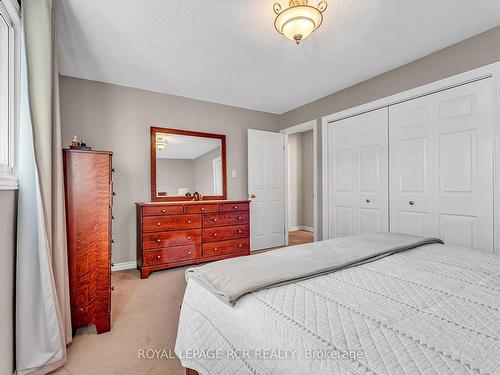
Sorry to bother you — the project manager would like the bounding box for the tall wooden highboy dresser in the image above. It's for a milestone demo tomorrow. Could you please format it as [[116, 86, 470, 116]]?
[[63, 149, 113, 334]]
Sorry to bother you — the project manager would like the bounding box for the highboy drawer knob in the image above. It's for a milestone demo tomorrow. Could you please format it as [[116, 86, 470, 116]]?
[[213, 218, 218, 222], [214, 248, 218, 251], [201, 208, 205, 211], [238, 216, 242, 220], [237, 230, 242, 234], [187, 220, 192, 224], [213, 233, 218, 237], [156, 255, 161, 259], [188, 251, 191, 255], [157, 222, 161, 226], [233, 206, 238, 209], [187, 236, 192, 240], [162, 209, 166, 213], [157, 239, 161, 243], [238, 244, 243, 248]]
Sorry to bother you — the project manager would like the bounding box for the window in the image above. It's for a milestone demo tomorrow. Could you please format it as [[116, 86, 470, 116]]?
[[0, 0, 19, 189]]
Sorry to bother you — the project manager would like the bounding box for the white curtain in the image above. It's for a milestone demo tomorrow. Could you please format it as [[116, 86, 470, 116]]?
[[16, 0, 71, 374]]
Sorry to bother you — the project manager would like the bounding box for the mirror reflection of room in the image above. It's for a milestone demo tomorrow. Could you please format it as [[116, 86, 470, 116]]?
[[155, 133, 222, 197]]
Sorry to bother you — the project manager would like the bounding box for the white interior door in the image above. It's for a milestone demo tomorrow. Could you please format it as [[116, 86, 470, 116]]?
[[248, 129, 285, 251], [327, 108, 389, 239], [390, 79, 494, 251], [212, 157, 222, 195]]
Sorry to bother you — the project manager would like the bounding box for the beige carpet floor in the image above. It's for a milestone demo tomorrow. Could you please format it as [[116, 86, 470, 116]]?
[[54, 237, 314, 375], [54, 267, 188, 375]]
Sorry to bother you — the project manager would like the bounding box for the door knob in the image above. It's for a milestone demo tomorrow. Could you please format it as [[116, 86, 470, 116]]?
[[409, 201, 414, 206], [365, 198, 371, 203]]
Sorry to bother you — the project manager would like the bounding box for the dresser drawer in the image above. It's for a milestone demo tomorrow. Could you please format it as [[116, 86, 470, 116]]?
[[143, 245, 200, 266], [185, 204, 218, 214], [202, 238, 249, 257], [219, 202, 249, 212], [203, 224, 249, 242], [142, 229, 202, 249], [203, 211, 249, 228], [143, 205, 184, 216], [143, 214, 201, 232]]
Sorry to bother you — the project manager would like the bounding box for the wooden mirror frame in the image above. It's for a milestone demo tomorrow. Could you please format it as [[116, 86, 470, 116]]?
[[150, 126, 227, 202]]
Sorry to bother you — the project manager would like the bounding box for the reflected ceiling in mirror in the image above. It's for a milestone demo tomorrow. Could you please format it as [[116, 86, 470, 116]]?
[[151, 127, 226, 201]]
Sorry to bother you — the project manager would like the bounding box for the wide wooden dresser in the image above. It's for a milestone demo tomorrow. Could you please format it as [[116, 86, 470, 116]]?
[[63, 149, 113, 334], [135, 200, 250, 278]]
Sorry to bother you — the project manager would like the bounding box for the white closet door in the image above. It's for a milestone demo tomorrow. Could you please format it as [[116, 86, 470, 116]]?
[[327, 108, 389, 238], [390, 79, 494, 251], [389, 94, 435, 237]]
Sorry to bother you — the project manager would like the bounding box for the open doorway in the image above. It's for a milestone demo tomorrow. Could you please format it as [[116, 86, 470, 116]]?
[[282, 120, 317, 246]]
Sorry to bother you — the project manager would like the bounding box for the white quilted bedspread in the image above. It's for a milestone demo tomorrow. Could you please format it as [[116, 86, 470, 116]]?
[[175, 244, 500, 375]]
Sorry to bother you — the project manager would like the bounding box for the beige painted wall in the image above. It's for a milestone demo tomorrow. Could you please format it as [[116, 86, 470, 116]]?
[[279, 26, 500, 238], [301, 130, 313, 228], [59, 76, 280, 263], [287, 133, 302, 230], [193, 147, 221, 196], [0, 190, 16, 375], [156, 158, 194, 196], [287, 130, 313, 230]]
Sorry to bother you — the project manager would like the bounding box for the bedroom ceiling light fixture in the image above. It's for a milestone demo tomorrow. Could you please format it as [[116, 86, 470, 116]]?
[[273, 0, 327, 45], [156, 136, 168, 151]]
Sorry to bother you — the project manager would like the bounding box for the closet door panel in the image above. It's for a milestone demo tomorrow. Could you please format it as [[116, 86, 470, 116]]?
[[390, 79, 493, 251], [327, 108, 389, 238], [434, 79, 493, 250], [389, 97, 435, 237]]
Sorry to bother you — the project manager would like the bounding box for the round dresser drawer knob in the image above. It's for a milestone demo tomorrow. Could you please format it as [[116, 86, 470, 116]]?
[[161, 209, 166, 213], [156, 255, 161, 259], [187, 236, 192, 240], [213, 233, 218, 237], [233, 206, 238, 209], [157, 222, 161, 226], [187, 220, 192, 224], [188, 251, 192, 255], [237, 230, 242, 234], [201, 208, 205, 211], [214, 248, 218, 251], [238, 216, 242, 220], [214, 218, 218, 222], [238, 244, 243, 248], [157, 239, 161, 243]]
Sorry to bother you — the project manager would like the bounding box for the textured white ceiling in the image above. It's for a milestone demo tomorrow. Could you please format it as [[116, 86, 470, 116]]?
[[156, 134, 220, 160], [57, 0, 500, 114]]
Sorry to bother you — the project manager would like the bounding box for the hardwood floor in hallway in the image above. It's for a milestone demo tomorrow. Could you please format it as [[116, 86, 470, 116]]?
[[288, 230, 314, 246]]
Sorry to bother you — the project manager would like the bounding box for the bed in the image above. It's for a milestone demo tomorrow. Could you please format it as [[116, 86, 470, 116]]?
[[175, 233, 500, 375]]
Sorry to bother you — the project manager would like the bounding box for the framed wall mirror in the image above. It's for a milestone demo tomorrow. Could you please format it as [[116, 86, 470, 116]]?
[[150, 127, 227, 201]]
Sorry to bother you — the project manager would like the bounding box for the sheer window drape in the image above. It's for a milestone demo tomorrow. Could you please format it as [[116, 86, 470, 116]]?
[[16, 0, 71, 373]]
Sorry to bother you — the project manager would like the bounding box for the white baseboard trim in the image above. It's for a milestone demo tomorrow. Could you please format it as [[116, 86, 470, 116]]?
[[112, 261, 137, 272], [288, 226, 314, 232]]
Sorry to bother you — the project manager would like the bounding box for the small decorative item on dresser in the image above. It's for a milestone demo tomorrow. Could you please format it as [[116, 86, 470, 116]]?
[[69, 136, 91, 151]]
